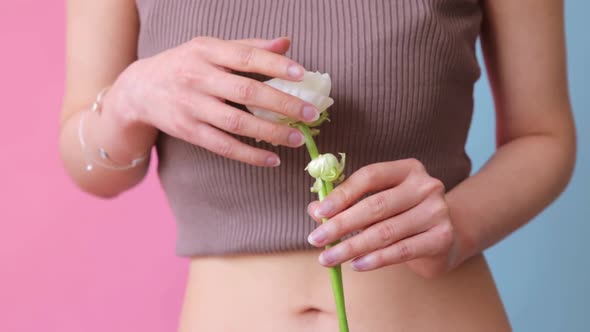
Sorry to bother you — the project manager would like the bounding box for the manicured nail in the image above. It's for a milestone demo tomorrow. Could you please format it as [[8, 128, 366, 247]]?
[[302, 105, 320, 122], [266, 156, 281, 166], [308, 227, 328, 246], [351, 256, 373, 271], [288, 131, 305, 146], [287, 64, 304, 79], [314, 200, 333, 218]]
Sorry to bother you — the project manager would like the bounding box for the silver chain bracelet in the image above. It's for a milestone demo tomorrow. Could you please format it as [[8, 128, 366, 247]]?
[[78, 87, 150, 171]]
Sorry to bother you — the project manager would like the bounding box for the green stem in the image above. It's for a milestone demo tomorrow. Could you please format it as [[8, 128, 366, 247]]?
[[295, 123, 320, 159], [295, 123, 350, 332], [319, 181, 350, 332]]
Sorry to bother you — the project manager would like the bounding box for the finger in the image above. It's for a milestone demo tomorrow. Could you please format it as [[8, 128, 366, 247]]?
[[194, 97, 306, 147], [314, 159, 437, 219], [313, 199, 433, 266], [307, 180, 426, 247], [184, 122, 281, 167], [307, 201, 322, 224], [195, 36, 305, 81], [232, 37, 291, 55], [350, 224, 453, 271], [309, 202, 371, 230], [203, 71, 320, 123]]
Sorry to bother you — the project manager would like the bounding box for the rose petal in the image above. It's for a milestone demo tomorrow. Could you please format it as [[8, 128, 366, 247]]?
[[245, 71, 333, 124]]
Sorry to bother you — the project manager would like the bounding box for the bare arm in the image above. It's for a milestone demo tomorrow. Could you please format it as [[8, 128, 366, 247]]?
[[446, 0, 576, 264], [60, 0, 154, 198], [304, 0, 576, 277], [60, 1, 322, 199]]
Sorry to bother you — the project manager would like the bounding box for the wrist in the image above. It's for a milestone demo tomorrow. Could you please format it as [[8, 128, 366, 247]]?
[[104, 70, 156, 133], [86, 85, 157, 164], [445, 192, 481, 269]]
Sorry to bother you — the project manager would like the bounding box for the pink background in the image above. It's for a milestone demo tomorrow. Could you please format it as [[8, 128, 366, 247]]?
[[0, 2, 186, 331]]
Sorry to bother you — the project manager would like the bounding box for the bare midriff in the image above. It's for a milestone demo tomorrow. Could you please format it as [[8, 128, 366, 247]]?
[[178, 250, 511, 332]]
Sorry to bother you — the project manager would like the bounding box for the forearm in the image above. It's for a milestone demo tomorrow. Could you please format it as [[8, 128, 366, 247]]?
[[446, 130, 576, 266], [59, 94, 158, 198], [444, 0, 579, 267]]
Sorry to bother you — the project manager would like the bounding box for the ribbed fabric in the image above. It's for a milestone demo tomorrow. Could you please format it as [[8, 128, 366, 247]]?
[[135, 0, 482, 257]]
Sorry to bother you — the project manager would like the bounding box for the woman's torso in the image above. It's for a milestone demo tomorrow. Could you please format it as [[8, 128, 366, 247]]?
[[135, 0, 510, 330], [180, 251, 510, 332], [137, 0, 481, 257]]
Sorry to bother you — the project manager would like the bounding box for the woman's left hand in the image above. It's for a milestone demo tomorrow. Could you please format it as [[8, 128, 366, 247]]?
[[306, 158, 462, 278]]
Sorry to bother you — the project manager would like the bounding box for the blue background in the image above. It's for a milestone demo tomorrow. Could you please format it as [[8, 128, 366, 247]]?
[[467, 2, 589, 331]]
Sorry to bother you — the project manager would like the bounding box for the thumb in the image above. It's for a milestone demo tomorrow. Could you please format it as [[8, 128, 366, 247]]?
[[232, 37, 291, 55]]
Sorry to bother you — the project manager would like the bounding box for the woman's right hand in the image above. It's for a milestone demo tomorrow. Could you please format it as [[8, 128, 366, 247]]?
[[105, 36, 318, 167]]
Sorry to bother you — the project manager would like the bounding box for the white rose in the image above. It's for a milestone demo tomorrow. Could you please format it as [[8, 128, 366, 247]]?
[[246, 71, 334, 124], [305, 153, 346, 182]]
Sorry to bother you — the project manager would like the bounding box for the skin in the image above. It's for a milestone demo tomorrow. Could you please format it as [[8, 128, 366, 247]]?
[[61, 1, 317, 198], [60, 0, 575, 330], [305, 0, 576, 278]]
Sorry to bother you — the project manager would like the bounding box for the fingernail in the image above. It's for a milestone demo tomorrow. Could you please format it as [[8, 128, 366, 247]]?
[[302, 105, 320, 122], [287, 64, 304, 79], [351, 256, 373, 271], [308, 227, 328, 246], [288, 131, 305, 147], [314, 200, 333, 218], [273, 36, 291, 43], [319, 246, 344, 266], [266, 156, 281, 166]]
